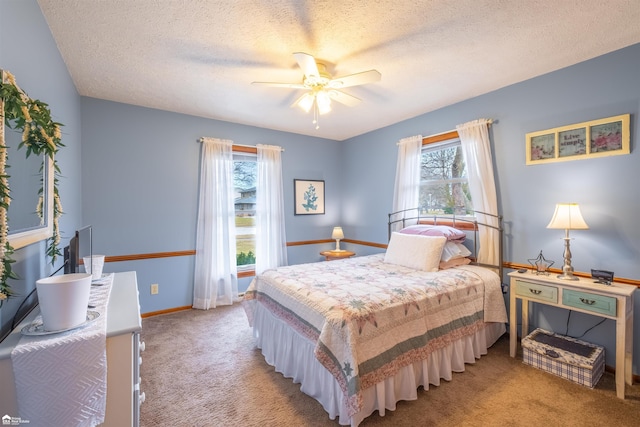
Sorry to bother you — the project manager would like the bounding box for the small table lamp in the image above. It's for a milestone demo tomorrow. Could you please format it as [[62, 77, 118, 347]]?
[[546, 203, 589, 280], [332, 226, 345, 252]]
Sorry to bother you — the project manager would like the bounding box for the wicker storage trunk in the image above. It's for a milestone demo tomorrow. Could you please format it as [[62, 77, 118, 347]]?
[[521, 328, 604, 388]]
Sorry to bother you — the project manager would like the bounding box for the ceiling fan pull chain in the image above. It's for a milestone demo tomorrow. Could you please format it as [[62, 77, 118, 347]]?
[[313, 99, 319, 129]]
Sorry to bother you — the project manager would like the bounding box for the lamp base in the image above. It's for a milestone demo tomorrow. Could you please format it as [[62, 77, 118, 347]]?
[[557, 272, 579, 281], [331, 249, 346, 253], [557, 235, 579, 280]]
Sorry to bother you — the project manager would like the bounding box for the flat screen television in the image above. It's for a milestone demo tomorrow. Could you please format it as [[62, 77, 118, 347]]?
[[64, 225, 92, 275]]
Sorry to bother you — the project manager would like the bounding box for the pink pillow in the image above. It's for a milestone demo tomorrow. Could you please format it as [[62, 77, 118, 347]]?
[[439, 257, 471, 270], [399, 225, 466, 242]]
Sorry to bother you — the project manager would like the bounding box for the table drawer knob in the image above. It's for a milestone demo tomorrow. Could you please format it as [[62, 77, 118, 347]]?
[[529, 289, 542, 295], [579, 298, 596, 305]]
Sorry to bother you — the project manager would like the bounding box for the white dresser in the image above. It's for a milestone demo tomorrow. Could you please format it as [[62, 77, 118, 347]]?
[[0, 271, 143, 426]]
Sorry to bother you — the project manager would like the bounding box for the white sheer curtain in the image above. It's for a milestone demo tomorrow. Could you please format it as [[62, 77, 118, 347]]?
[[255, 144, 288, 275], [391, 135, 422, 231], [456, 119, 499, 267], [193, 137, 238, 309]]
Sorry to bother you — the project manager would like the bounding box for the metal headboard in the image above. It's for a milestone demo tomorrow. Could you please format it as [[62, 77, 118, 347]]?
[[388, 207, 503, 279]]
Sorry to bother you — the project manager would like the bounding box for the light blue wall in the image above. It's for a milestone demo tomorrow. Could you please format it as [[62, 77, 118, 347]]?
[[79, 98, 341, 313], [341, 44, 640, 372], [343, 47, 640, 277], [0, 0, 82, 338]]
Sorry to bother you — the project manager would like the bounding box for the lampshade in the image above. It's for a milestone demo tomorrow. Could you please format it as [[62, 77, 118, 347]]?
[[297, 93, 315, 113], [331, 226, 344, 240], [546, 203, 589, 230], [316, 90, 332, 115]]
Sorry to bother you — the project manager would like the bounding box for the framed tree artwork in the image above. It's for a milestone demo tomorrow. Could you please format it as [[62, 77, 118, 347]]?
[[526, 114, 630, 165], [294, 179, 325, 215]]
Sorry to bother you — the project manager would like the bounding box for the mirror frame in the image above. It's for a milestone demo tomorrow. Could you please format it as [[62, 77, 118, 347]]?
[[1, 68, 64, 300], [7, 155, 54, 249]]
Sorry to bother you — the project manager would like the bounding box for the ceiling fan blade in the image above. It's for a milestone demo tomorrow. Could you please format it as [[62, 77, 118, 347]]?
[[329, 69, 381, 88], [251, 81, 306, 89], [329, 90, 361, 107], [293, 52, 320, 78]]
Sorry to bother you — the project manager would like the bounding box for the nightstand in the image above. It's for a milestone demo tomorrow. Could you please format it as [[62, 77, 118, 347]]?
[[320, 250, 355, 261], [508, 270, 635, 399]]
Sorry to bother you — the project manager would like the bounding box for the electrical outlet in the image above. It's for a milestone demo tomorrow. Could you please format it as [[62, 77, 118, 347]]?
[[150, 283, 159, 295]]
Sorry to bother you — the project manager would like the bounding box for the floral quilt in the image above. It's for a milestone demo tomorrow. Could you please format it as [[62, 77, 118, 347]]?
[[244, 254, 507, 416]]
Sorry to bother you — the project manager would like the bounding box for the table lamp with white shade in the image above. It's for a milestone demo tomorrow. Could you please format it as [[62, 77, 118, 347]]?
[[332, 226, 345, 252], [546, 203, 589, 280]]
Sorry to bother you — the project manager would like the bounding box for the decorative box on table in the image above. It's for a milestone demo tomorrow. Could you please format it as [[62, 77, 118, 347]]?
[[521, 328, 604, 388]]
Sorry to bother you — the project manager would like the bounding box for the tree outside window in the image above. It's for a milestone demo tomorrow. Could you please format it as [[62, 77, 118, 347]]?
[[420, 139, 472, 216]]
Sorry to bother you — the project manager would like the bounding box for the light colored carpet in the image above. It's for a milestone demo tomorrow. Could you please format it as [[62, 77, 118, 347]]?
[[140, 304, 640, 426]]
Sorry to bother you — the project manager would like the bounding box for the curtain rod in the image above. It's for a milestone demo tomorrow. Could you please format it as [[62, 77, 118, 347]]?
[[197, 138, 284, 151], [411, 119, 494, 145], [431, 118, 494, 135]]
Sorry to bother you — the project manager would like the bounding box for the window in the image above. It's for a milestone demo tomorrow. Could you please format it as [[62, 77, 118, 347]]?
[[233, 153, 256, 270], [420, 136, 473, 216]]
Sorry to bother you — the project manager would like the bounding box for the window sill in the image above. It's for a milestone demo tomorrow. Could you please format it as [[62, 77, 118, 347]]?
[[238, 269, 255, 278], [418, 217, 478, 230]]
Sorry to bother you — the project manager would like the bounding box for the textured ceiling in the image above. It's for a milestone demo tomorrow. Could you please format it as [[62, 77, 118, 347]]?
[[37, 0, 640, 141]]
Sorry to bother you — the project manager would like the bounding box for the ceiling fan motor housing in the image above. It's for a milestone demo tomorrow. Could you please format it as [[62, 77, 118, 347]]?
[[303, 62, 333, 89]]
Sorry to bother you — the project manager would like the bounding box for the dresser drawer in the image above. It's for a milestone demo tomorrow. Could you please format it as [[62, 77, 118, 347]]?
[[515, 280, 558, 303], [562, 289, 616, 317]]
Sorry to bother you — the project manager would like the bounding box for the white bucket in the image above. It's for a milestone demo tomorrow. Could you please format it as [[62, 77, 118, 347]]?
[[83, 255, 105, 280], [36, 273, 92, 331]]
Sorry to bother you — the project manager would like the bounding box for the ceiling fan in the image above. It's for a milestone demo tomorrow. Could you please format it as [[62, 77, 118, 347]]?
[[252, 52, 381, 129]]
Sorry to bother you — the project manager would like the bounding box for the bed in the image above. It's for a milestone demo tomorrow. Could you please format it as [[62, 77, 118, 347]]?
[[244, 210, 508, 426]]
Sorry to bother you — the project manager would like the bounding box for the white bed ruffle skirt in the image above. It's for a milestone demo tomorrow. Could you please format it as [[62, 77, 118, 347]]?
[[252, 301, 506, 426]]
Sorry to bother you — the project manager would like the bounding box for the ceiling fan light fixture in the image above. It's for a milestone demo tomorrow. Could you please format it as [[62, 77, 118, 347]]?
[[316, 90, 332, 115], [297, 93, 315, 113], [254, 52, 380, 129]]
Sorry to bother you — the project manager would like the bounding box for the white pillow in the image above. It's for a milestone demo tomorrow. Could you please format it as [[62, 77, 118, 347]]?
[[440, 241, 472, 262], [384, 232, 447, 272]]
